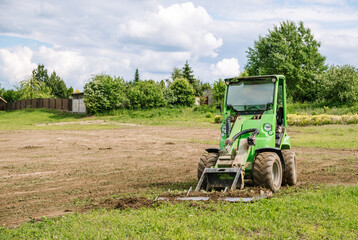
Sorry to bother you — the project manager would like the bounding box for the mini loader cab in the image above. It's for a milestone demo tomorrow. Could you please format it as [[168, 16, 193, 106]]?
[[156, 75, 297, 202]]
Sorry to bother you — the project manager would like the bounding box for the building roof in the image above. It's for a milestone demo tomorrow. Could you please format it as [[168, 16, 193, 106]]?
[[71, 92, 84, 95]]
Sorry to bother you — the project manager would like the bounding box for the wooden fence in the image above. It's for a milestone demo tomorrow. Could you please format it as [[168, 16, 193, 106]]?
[[0, 98, 72, 112]]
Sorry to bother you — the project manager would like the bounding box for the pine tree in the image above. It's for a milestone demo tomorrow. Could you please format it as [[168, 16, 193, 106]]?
[[182, 60, 195, 85], [134, 68, 140, 83]]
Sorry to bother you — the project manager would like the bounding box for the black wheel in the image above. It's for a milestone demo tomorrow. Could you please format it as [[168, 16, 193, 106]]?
[[253, 152, 282, 192], [197, 152, 218, 190], [282, 150, 297, 186]]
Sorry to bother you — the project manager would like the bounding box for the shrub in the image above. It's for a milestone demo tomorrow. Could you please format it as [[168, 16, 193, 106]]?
[[214, 115, 222, 123], [318, 65, 358, 105], [287, 114, 358, 126], [212, 79, 226, 107], [163, 87, 177, 106], [84, 74, 128, 114], [170, 77, 195, 106], [127, 80, 166, 109]]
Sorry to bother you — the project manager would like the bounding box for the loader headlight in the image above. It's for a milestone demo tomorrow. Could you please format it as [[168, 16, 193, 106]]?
[[264, 123, 272, 132]]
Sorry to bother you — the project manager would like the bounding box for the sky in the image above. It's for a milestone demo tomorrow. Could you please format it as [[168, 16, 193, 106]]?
[[0, 0, 357, 90]]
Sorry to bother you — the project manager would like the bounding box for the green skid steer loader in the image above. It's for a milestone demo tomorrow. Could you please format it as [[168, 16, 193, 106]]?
[[157, 75, 297, 202]]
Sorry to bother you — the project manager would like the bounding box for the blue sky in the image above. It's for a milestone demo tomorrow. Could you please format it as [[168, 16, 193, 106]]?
[[0, 0, 357, 90]]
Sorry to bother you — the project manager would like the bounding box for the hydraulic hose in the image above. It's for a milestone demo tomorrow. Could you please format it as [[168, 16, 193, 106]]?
[[225, 116, 232, 138], [231, 128, 259, 142]]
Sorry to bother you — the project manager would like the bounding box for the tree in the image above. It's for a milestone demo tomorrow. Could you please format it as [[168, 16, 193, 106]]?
[[84, 74, 128, 114], [47, 71, 69, 98], [318, 65, 358, 105], [30, 64, 71, 98], [181, 61, 202, 96], [200, 82, 212, 92], [212, 79, 226, 108], [67, 86, 74, 97], [18, 75, 53, 99], [134, 68, 140, 83], [32, 64, 49, 84], [171, 67, 183, 81], [182, 60, 195, 85], [170, 77, 195, 106], [0, 83, 4, 97], [2, 89, 21, 102], [127, 80, 166, 109], [245, 21, 327, 102]]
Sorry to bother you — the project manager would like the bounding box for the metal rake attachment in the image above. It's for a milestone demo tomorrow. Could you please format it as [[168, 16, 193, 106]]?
[[155, 187, 271, 202]]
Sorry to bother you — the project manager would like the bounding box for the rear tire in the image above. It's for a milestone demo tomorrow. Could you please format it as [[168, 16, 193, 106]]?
[[282, 150, 297, 186], [197, 152, 218, 190], [253, 152, 282, 192]]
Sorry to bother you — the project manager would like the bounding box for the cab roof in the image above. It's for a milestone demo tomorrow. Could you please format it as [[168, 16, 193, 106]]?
[[224, 75, 284, 82]]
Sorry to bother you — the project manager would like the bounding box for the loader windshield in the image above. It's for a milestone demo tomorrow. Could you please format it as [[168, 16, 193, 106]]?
[[226, 78, 274, 113]]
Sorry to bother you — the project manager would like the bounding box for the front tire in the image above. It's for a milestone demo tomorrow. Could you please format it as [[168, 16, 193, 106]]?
[[253, 152, 282, 192], [282, 150, 297, 186], [197, 152, 218, 190]]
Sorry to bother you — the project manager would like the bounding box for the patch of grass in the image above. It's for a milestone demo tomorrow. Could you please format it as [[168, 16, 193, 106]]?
[[100, 106, 219, 128], [0, 106, 220, 130], [0, 109, 86, 130], [1, 185, 357, 239], [287, 102, 358, 115], [290, 124, 358, 149], [288, 114, 358, 126]]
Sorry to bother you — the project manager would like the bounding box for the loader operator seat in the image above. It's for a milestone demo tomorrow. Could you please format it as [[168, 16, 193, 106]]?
[[276, 107, 284, 126], [275, 107, 284, 147]]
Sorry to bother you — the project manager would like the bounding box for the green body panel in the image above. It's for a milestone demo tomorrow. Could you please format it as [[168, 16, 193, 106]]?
[[218, 75, 291, 175], [281, 133, 291, 149]]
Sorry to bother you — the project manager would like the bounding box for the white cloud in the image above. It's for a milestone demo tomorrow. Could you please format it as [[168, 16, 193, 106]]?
[[211, 58, 240, 77], [1, 0, 358, 88], [136, 50, 191, 73], [123, 2, 222, 57], [36, 46, 90, 86], [0, 46, 37, 84], [300, 0, 345, 5], [0, 46, 123, 89]]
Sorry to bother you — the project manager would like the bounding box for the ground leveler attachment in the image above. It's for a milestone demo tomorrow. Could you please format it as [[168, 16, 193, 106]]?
[[156, 129, 271, 202]]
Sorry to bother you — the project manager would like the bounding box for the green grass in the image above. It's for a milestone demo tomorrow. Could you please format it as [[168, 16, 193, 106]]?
[[1, 185, 357, 239], [287, 102, 358, 115], [290, 124, 358, 149], [98, 105, 219, 128], [0, 106, 220, 130], [0, 109, 87, 130]]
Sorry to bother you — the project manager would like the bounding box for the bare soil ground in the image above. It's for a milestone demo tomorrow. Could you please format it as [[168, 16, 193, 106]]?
[[0, 126, 357, 227]]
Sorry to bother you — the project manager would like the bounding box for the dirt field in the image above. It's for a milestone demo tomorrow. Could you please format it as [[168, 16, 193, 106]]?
[[1, 125, 357, 226]]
